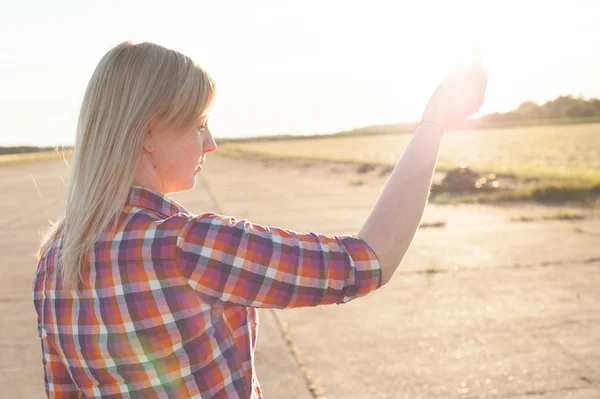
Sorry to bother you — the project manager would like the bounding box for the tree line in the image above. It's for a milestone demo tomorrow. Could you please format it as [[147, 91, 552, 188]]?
[[0, 146, 58, 156], [481, 95, 600, 124]]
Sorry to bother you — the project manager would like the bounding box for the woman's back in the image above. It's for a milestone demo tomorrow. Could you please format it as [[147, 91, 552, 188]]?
[[33, 185, 382, 398]]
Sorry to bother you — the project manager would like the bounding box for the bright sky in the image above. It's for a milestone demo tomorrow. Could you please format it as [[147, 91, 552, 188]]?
[[1, 0, 599, 146]]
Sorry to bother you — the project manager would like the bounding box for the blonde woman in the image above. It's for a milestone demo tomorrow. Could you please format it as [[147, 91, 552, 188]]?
[[33, 40, 487, 398]]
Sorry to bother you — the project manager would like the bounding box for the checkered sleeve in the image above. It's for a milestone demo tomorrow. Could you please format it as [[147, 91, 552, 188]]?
[[175, 212, 382, 308], [39, 327, 82, 398]]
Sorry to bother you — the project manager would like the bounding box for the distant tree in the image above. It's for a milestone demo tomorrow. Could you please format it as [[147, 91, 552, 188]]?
[[504, 111, 524, 121], [479, 94, 600, 127], [582, 107, 597, 117], [516, 101, 546, 119], [0, 146, 59, 155], [542, 95, 576, 119], [564, 104, 597, 118]]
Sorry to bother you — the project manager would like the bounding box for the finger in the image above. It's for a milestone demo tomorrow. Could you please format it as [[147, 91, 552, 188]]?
[[471, 44, 488, 84], [477, 67, 488, 104], [470, 46, 488, 89], [472, 44, 482, 68], [479, 63, 488, 88]]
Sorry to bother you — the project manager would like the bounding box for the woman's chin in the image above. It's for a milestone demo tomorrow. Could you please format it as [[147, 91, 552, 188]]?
[[172, 177, 197, 193]]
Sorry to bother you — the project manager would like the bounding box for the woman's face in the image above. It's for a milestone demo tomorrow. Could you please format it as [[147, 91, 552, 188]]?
[[135, 118, 217, 195]]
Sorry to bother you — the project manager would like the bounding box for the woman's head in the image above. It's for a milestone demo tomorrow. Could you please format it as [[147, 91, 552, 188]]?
[[39, 40, 216, 290], [83, 40, 217, 195]]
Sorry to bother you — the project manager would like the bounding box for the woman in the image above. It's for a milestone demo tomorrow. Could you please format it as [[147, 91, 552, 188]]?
[[33, 40, 487, 398]]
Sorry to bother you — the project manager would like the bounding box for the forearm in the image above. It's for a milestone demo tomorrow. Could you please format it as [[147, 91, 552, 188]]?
[[357, 123, 443, 284]]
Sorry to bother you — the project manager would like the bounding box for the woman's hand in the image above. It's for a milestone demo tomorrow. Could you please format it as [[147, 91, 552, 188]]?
[[421, 49, 488, 130]]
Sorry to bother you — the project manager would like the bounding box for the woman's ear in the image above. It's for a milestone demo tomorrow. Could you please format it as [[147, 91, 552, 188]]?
[[143, 118, 160, 152]]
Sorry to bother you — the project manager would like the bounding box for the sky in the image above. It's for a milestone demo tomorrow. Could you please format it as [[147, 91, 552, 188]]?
[[1, 0, 599, 147]]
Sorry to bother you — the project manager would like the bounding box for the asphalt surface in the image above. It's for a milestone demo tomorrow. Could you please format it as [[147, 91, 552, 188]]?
[[1, 155, 599, 398]]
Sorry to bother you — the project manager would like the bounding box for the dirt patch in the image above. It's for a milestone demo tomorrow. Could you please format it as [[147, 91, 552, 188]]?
[[218, 152, 599, 208], [356, 163, 378, 174], [431, 165, 531, 195]]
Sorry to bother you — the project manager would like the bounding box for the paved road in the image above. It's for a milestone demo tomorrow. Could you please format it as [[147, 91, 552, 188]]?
[[1, 155, 599, 398]]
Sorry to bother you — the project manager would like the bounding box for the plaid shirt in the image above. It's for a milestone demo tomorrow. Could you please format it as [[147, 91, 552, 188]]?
[[32, 185, 382, 398]]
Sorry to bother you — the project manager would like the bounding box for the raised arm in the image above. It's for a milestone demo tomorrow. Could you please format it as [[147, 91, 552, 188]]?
[[358, 50, 488, 284]]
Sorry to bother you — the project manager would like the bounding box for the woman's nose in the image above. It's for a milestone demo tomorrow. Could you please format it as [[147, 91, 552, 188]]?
[[204, 131, 217, 153]]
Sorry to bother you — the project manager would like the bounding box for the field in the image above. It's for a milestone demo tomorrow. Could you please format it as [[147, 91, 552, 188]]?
[[220, 123, 600, 179], [218, 123, 600, 205], [0, 150, 67, 166]]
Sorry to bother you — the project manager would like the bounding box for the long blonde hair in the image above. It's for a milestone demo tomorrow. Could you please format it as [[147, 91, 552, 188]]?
[[37, 40, 216, 292]]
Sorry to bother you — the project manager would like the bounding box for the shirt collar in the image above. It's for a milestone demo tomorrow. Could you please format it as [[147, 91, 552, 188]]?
[[126, 185, 188, 217]]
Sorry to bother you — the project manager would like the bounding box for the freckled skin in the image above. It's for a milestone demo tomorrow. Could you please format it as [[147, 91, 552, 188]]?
[[133, 119, 217, 195]]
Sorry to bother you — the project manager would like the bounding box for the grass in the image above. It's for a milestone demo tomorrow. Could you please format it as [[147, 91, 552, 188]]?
[[530, 182, 600, 203], [220, 146, 599, 206], [219, 123, 600, 171], [423, 259, 445, 274], [510, 209, 587, 222], [0, 150, 70, 166], [432, 182, 600, 206], [432, 189, 534, 205], [419, 220, 447, 228], [542, 210, 586, 220], [217, 123, 600, 206], [349, 178, 365, 186], [512, 215, 536, 222]]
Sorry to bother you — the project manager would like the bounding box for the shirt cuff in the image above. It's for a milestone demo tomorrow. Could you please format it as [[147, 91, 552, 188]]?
[[337, 235, 383, 303]]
